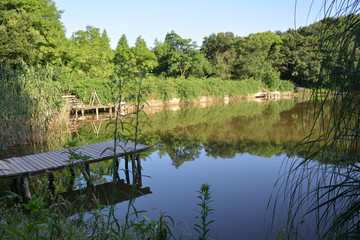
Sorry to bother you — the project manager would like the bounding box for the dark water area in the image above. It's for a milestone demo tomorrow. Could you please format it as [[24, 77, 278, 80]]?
[[1, 98, 327, 239]]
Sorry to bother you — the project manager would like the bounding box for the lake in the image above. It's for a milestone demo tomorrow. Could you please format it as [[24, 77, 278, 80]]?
[[1, 98, 324, 239]]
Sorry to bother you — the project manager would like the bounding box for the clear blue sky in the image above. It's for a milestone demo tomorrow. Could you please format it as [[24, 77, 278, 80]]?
[[55, 0, 326, 49]]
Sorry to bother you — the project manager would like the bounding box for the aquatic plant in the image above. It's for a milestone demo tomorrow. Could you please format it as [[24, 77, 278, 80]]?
[[194, 184, 214, 240]]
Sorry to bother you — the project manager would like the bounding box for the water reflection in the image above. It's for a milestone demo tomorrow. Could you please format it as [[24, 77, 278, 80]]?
[[59, 179, 151, 215], [72, 99, 328, 168]]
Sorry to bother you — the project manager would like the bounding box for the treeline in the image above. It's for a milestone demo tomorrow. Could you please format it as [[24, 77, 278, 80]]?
[[1, 0, 359, 103]]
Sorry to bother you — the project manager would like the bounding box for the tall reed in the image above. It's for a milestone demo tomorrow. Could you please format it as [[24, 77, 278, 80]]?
[[270, 2, 360, 239], [0, 63, 68, 153]]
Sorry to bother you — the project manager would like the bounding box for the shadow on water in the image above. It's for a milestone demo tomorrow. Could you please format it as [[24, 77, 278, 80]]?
[[58, 178, 151, 216]]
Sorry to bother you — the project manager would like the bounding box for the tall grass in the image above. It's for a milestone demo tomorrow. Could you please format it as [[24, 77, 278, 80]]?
[[270, 1, 360, 239], [0, 63, 69, 153]]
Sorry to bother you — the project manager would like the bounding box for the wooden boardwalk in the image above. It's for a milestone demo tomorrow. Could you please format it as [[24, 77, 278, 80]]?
[[71, 103, 136, 120], [0, 140, 148, 179], [0, 140, 149, 201], [62, 95, 136, 120]]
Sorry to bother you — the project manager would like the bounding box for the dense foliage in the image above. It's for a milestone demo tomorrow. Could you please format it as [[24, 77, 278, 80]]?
[[2, 0, 358, 105]]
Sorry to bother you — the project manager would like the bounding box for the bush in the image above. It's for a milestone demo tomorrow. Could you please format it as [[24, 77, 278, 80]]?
[[278, 80, 295, 92]]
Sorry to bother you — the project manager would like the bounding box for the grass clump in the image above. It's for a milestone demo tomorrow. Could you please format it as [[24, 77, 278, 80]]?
[[0, 63, 68, 152]]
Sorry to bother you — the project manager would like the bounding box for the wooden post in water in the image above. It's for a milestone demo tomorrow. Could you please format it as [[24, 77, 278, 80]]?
[[96, 107, 99, 120], [125, 155, 130, 184], [11, 178, 18, 193], [81, 166, 93, 188], [68, 168, 75, 191], [130, 154, 136, 185], [113, 158, 120, 181], [84, 164, 89, 175], [21, 177, 31, 202], [48, 172, 55, 193], [81, 109, 85, 118], [136, 154, 142, 187], [109, 106, 112, 119]]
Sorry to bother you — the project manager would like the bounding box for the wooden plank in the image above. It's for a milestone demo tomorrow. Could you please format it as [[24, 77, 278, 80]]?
[[6, 159, 26, 174], [0, 167, 7, 177], [7, 158, 29, 173], [25, 155, 53, 170], [32, 155, 64, 172], [17, 156, 46, 172], [35, 152, 63, 166], [77, 144, 104, 156], [0, 159, 19, 177], [12, 157, 40, 172], [10, 158, 34, 173], [47, 150, 70, 163], [37, 152, 68, 169], [90, 142, 119, 154], [31, 155, 56, 169], [0, 159, 16, 175], [82, 145, 112, 157], [72, 147, 100, 160]]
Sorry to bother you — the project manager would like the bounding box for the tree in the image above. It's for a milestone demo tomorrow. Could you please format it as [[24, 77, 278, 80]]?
[[0, 12, 40, 65], [201, 32, 239, 79], [277, 27, 322, 87], [233, 31, 283, 88], [68, 26, 114, 79], [0, 0, 66, 66], [154, 31, 210, 78], [131, 36, 158, 73], [113, 34, 135, 75]]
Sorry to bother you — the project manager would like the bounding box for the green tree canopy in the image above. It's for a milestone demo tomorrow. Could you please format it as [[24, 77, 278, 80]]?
[[68, 26, 114, 79], [0, 0, 66, 66], [113, 34, 135, 75], [201, 32, 240, 79], [131, 36, 158, 74], [154, 31, 211, 78]]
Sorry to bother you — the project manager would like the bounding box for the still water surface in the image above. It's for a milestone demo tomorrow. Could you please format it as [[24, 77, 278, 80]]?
[[70, 98, 319, 239]]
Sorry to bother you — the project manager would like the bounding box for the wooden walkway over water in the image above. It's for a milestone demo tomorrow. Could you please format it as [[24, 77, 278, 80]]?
[[62, 95, 136, 120], [0, 140, 149, 201]]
